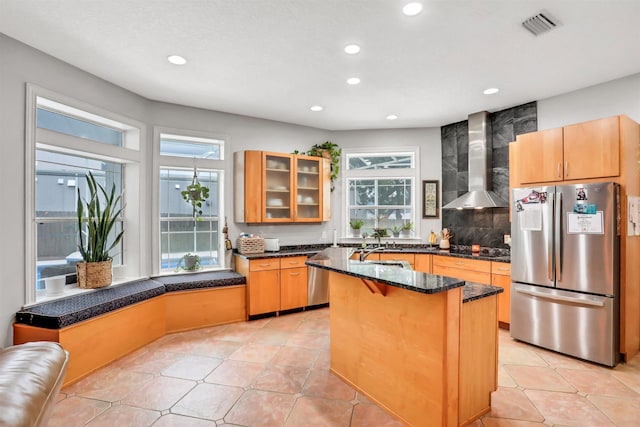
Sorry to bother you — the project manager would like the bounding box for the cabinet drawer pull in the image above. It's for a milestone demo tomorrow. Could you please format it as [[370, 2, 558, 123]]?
[[259, 263, 273, 267], [287, 261, 300, 265], [497, 267, 509, 271], [288, 272, 301, 276], [455, 262, 465, 266]]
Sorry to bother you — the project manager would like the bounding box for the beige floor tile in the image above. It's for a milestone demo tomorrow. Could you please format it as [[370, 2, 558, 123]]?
[[120, 376, 196, 411], [313, 349, 331, 370], [481, 417, 547, 426], [214, 325, 259, 342], [189, 338, 243, 358], [486, 387, 544, 422], [497, 365, 518, 388], [84, 404, 160, 426], [302, 369, 356, 401], [612, 363, 640, 393], [205, 359, 264, 387], [525, 389, 615, 426], [63, 367, 154, 402], [252, 364, 310, 393], [228, 342, 281, 363], [284, 396, 354, 427], [499, 345, 548, 367], [296, 318, 330, 335], [161, 354, 223, 380], [271, 345, 319, 368], [534, 348, 604, 371], [224, 389, 296, 427], [286, 331, 330, 349], [351, 403, 405, 427], [49, 396, 110, 427], [153, 413, 217, 426], [263, 315, 304, 331], [171, 383, 244, 420], [588, 395, 640, 426], [557, 367, 638, 398], [250, 328, 294, 345], [234, 317, 271, 329], [504, 365, 576, 392], [117, 350, 183, 374], [153, 334, 202, 354]]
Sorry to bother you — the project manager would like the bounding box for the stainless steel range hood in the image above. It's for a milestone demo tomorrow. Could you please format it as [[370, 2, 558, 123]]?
[[442, 111, 509, 209]]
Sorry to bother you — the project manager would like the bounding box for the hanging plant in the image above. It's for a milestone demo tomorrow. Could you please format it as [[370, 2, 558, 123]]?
[[306, 141, 342, 192], [181, 169, 210, 219]]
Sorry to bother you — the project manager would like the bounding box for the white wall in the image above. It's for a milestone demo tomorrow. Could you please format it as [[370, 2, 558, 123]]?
[[538, 73, 640, 129]]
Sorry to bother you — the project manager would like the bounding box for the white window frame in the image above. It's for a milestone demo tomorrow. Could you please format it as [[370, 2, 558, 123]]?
[[152, 127, 229, 274], [25, 84, 146, 304], [342, 146, 420, 240]]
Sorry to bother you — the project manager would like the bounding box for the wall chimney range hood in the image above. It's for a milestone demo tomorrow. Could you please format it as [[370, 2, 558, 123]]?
[[442, 111, 509, 210]]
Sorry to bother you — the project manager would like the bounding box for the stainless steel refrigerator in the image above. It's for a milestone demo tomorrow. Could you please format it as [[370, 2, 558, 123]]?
[[510, 182, 620, 366]]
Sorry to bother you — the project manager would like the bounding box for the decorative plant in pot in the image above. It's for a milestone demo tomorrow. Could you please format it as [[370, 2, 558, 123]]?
[[305, 141, 342, 192], [400, 221, 413, 238], [76, 172, 124, 289], [181, 169, 210, 220], [176, 253, 201, 271], [349, 219, 364, 237]]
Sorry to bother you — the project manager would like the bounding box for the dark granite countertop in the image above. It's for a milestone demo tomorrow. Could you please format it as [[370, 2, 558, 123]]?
[[235, 244, 510, 263], [462, 282, 504, 303], [306, 247, 465, 295]]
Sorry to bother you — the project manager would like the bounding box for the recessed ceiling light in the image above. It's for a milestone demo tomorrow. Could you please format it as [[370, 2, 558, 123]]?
[[402, 2, 423, 16], [386, 114, 398, 120], [344, 44, 361, 54], [483, 87, 499, 95], [347, 77, 361, 85], [167, 55, 187, 65], [310, 105, 323, 112]]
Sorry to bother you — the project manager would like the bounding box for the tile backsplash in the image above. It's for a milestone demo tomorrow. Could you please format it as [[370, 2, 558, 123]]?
[[441, 102, 537, 247]]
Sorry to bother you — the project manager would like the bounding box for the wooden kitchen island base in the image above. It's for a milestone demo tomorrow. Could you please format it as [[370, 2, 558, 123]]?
[[329, 271, 498, 427]]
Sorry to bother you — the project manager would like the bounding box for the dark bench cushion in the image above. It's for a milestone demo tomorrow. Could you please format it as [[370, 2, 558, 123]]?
[[16, 279, 165, 329], [0, 342, 68, 427], [153, 271, 246, 292]]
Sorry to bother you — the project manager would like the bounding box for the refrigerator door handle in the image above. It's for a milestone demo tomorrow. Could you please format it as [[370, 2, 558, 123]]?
[[515, 288, 605, 307], [548, 192, 555, 283], [555, 191, 562, 283]]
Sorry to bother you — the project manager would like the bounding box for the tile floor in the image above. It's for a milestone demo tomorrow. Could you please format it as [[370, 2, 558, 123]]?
[[51, 307, 640, 426]]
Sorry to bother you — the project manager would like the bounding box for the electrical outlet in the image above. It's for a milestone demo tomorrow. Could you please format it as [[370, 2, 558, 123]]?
[[321, 231, 327, 239], [504, 234, 511, 245]]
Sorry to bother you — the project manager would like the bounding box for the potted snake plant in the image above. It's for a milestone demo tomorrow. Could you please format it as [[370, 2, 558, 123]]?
[[76, 172, 124, 288]]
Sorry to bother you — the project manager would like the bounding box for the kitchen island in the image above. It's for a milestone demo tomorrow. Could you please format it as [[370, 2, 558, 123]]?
[[306, 247, 503, 427]]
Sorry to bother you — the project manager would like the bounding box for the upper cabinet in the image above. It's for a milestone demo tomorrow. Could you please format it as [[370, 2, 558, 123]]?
[[234, 150, 330, 223], [515, 116, 620, 184]]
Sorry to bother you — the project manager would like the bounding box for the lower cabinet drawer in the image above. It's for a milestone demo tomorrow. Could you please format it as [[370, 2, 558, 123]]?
[[432, 264, 491, 285], [249, 258, 280, 272]]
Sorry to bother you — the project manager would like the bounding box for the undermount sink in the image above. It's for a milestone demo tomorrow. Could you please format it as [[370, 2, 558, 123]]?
[[361, 260, 413, 269]]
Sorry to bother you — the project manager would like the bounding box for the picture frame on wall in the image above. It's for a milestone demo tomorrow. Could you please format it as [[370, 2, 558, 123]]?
[[422, 180, 439, 218]]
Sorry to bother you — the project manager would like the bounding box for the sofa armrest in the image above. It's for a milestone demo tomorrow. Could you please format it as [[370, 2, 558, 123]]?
[[0, 342, 69, 427]]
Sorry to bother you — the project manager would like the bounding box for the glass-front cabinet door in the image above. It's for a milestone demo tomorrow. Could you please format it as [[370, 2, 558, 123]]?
[[294, 155, 322, 222], [263, 153, 293, 222]]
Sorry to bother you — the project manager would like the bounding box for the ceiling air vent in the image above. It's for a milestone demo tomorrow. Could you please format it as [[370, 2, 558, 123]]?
[[522, 11, 558, 36]]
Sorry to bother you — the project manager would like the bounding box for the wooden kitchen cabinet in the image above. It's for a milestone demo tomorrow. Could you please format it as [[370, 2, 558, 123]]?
[[414, 254, 432, 274], [234, 150, 330, 223], [432, 256, 491, 285], [235, 255, 308, 316], [515, 116, 620, 185], [491, 262, 511, 328], [280, 256, 308, 310]]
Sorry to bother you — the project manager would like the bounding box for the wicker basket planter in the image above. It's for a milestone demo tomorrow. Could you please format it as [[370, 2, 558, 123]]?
[[237, 236, 265, 254], [76, 260, 113, 289]]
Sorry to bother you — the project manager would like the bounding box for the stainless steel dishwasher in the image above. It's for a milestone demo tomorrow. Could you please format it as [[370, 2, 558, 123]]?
[[307, 266, 329, 306]]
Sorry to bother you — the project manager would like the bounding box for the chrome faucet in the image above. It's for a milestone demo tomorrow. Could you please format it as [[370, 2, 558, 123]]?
[[359, 245, 386, 262]]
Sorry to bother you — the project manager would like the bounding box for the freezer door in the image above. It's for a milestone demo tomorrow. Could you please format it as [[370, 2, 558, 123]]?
[[510, 283, 618, 366], [511, 186, 555, 287], [557, 182, 618, 296]]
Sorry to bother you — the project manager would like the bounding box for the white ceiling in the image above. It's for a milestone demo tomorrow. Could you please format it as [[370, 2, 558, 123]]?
[[1, 0, 639, 130]]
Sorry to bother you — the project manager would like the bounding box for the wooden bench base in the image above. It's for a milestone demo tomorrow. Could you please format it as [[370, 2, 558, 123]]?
[[14, 285, 246, 386]]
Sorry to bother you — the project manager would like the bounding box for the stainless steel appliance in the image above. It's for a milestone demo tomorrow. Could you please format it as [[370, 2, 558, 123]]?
[[510, 182, 620, 366], [307, 266, 329, 306]]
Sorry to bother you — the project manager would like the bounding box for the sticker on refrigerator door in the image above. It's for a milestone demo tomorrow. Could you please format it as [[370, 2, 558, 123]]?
[[576, 187, 588, 201], [573, 203, 597, 214], [567, 212, 604, 234], [628, 195, 640, 236]]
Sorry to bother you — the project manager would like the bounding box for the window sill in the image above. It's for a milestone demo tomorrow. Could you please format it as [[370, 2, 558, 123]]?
[[30, 275, 148, 308]]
